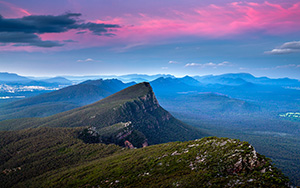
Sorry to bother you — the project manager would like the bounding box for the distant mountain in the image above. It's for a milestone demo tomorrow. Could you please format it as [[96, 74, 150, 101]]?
[[64, 74, 175, 83], [151, 77, 202, 95], [194, 75, 249, 86], [64, 75, 103, 82], [147, 74, 300, 114], [117, 74, 175, 82], [215, 73, 257, 80], [179, 75, 202, 86], [194, 73, 300, 87], [0, 127, 290, 188], [150, 76, 261, 116], [41, 76, 73, 85], [0, 82, 205, 146], [0, 72, 32, 83], [262, 77, 300, 87], [0, 79, 134, 120], [197, 73, 268, 84], [10, 76, 73, 87]]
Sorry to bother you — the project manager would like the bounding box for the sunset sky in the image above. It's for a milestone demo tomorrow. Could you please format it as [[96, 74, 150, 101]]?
[[1, 0, 300, 78]]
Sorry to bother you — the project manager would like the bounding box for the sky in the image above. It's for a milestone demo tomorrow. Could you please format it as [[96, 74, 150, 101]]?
[[0, 0, 300, 79]]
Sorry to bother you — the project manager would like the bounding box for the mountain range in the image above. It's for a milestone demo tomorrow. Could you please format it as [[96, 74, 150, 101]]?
[[1, 72, 300, 186], [0, 72, 32, 83], [0, 82, 290, 187], [0, 72, 73, 86], [64, 73, 175, 83], [194, 73, 300, 87]]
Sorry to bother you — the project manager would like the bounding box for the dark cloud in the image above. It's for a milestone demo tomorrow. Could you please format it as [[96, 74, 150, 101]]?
[[78, 22, 120, 36], [0, 32, 63, 47], [0, 13, 80, 34], [265, 41, 300, 54], [0, 13, 120, 48], [63, 39, 77, 43], [76, 31, 86, 34]]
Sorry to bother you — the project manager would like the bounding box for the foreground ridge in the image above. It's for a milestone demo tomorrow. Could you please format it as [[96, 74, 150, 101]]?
[[0, 128, 290, 188]]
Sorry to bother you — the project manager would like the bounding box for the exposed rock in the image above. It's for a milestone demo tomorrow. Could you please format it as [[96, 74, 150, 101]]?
[[142, 141, 148, 147], [124, 140, 135, 149], [2, 167, 21, 175]]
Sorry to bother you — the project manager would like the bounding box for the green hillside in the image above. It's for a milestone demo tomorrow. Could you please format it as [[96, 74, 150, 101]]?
[[0, 127, 121, 188], [0, 127, 289, 188], [0, 82, 205, 146]]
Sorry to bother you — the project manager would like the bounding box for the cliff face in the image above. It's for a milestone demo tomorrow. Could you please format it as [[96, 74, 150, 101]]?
[[115, 85, 197, 145], [139, 86, 160, 110], [119, 92, 167, 127]]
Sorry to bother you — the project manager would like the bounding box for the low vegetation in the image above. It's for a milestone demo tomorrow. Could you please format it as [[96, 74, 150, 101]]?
[[0, 127, 290, 188], [0, 127, 122, 188]]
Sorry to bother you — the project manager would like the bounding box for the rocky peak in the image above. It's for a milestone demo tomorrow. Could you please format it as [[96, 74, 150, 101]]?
[[137, 93, 160, 112], [120, 82, 160, 113]]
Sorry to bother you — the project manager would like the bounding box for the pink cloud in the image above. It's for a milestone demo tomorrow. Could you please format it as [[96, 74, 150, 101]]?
[[0, 1, 31, 18], [94, 1, 300, 41]]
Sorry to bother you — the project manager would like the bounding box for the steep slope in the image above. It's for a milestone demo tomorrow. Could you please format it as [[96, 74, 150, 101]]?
[[0, 82, 205, 146], [0, 128, 290, 188], [0, 79, 134, 120]]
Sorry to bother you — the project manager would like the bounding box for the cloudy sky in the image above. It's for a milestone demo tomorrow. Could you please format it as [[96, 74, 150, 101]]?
[[1, 0, 300, 78]]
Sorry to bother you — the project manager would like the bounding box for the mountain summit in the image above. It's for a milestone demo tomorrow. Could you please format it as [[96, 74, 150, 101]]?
[[43, 82, 205, 146]]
